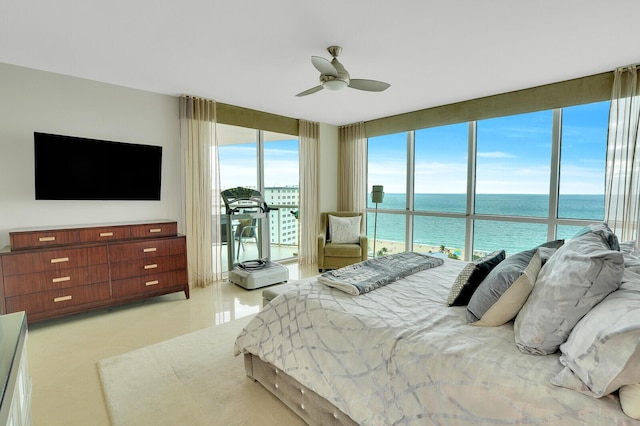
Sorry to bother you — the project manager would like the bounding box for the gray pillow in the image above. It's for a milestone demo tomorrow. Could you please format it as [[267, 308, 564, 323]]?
[[550, 280, 640, 397], [467, 246, 557, 324], [467, 240, 563, 323], [572, 222, 620, 250], [514, 229, 624, 355]]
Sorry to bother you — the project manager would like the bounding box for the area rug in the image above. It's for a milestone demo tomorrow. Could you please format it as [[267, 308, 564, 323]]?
[[98, 316, 304, 426]]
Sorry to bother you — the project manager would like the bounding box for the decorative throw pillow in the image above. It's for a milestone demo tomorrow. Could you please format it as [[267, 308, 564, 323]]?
[[328, 215, 361, 244], [447, 249, 505, 306], [469, 247, 555, 326], [514, 229, 624, 355], [549, 278, 640, 397], [620, 384, 640, 420], [467, 241, 563, 325]]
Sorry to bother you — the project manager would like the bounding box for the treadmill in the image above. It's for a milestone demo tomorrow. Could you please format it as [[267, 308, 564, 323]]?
[[221, 187, 289, 289]]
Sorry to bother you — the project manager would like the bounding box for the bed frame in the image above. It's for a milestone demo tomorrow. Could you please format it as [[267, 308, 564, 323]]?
[[244, 353, 358, 425]]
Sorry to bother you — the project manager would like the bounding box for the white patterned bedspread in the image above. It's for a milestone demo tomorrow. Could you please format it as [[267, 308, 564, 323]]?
[[234, 258, 636, 425]]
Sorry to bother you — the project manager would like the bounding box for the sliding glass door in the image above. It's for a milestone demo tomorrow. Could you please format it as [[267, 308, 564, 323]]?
[[217, 124, 299, 270]]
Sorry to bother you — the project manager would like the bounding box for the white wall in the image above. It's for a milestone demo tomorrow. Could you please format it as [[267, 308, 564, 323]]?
[[0, 63, 182, 248]]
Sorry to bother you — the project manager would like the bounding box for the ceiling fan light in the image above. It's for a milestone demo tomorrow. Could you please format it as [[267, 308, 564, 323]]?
[[323, 79, 348, 90]]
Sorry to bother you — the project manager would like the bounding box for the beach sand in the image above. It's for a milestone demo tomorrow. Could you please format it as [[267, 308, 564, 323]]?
[[371, 239, 488, 261], [372, 239, 458, 258]]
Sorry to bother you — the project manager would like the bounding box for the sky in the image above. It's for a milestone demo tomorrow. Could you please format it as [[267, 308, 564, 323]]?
[[368, 100, 609, 194], [218, 100, 609, 196], [218, 139, 299, 190]]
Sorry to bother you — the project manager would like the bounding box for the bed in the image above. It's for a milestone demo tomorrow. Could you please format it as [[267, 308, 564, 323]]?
[[234, 225, 640, 425]]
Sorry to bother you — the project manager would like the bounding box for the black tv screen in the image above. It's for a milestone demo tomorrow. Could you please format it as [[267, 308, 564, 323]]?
[[34, 132, 162, 200]]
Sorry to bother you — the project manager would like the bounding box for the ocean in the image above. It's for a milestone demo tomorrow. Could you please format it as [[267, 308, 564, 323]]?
[[367, 194, 604, 256]]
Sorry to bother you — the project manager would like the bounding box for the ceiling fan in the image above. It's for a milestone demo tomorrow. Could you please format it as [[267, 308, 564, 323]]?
[[296, 46, 391, 97]]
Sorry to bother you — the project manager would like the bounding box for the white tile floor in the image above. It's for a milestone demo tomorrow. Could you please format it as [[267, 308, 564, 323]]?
[[26, 261, 318, 426]]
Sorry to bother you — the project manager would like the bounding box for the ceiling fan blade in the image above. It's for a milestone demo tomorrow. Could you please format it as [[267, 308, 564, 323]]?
[[295, 85, 323, 97], [311, 56, 338, 77], [348, 79, 390, 92]]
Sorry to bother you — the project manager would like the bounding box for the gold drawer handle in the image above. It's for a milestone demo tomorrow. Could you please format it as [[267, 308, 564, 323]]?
[[39, 236, 56, 242], [50, 257, 69, 264], [52, 276, 71, 283], [54, 295, 72, 303], [143, 247, 157, 253], [149, 228, 162, 233], [99, 232, 114, 237], [144, 264, 158, 270], [145, 280, 159, 286]]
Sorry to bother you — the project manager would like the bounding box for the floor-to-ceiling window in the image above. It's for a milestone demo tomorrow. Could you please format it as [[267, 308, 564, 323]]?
[[556, 101, 608, 239], [474, 110, 553, 256], [367, 132, 407, 257], [366, 100, 609, 260], [217, 124, 299, 271], [413, 123, 468, 258], [263, 131, 300, 259]]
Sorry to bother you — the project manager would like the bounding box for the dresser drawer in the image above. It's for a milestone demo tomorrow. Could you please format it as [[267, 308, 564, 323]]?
[[9, 229, 79, 250], [112, 270, 187, 299], [3, 264, 109, 297], [131, 222, 177, 239], [79, 225, 131, 243], [109, 237, 185, 263], [110, 254, 186, 280], [5, 282, 111, 316], [1, 246, 107, 276]]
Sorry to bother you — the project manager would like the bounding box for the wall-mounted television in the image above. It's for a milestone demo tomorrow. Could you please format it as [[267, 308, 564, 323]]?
[[34, 132, 162, 200]]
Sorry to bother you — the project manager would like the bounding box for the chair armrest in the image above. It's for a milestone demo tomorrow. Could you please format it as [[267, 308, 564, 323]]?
[[317, 233, 326, 268], [359, 235, 369, 261]]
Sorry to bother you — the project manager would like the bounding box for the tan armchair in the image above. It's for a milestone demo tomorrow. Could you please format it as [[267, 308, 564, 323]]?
[[318, 211, 368, 272]]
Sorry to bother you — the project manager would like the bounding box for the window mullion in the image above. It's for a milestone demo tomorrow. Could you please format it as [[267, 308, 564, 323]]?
[[257, 129, 264, 193], [548, 109, 562, 240], [465, 121, 477, 261], [406, 131, 415, 252]]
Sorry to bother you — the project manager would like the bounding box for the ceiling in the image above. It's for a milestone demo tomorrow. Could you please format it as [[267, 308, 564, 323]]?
[[1, 0, 639, 126]]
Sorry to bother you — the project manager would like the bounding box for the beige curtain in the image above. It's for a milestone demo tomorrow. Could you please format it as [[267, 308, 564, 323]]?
[[605, 66, 640, 243], [298, 119, 320, 264], [179, 96, 221, 287], [338, 122, 367, 212]]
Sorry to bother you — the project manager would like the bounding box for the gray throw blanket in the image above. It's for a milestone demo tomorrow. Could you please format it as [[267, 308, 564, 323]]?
[[319, 252, 444, 295]]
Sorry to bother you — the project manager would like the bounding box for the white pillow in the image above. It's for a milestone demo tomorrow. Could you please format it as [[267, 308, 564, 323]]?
[[620, 383, 640, 419], [514, 229, 624, 355], [549, 278, 640, 397], [328, 215, 361, 244]]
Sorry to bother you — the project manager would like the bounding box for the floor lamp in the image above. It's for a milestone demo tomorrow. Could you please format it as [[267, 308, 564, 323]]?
[[371, 185, 384, 257]]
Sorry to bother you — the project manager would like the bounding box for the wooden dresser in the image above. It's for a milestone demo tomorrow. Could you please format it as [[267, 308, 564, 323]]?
[[0, 220, 189, 322]]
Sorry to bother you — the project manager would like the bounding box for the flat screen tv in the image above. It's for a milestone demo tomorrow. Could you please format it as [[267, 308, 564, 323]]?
[[34, 132, 162, 200]]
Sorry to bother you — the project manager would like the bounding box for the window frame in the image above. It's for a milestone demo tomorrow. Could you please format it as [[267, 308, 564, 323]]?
[[366, 104, 608, 260]]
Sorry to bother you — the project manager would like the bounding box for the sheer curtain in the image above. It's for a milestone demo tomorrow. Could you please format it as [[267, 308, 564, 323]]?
[[338, 122, 367, 212], [605, 66, 640, 243], [179, 96, 222, 287], [298, 119, 320, 264]]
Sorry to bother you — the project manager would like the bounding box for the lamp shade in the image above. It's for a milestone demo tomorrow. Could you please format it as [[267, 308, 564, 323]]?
[[371, 185, 384, 203]]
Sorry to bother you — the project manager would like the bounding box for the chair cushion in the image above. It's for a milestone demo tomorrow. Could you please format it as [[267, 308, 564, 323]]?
[[324, 242, 362, 257]]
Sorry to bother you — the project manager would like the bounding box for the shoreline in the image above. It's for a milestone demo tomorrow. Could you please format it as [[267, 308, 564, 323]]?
[[372, 239, 489, 260]]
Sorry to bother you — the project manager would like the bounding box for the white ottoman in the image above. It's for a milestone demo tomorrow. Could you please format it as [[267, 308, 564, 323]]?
[[262, 283, 296, 307]]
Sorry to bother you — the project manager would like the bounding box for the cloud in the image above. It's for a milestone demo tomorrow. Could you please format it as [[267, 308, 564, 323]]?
[[477, 151, 516, 158]]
